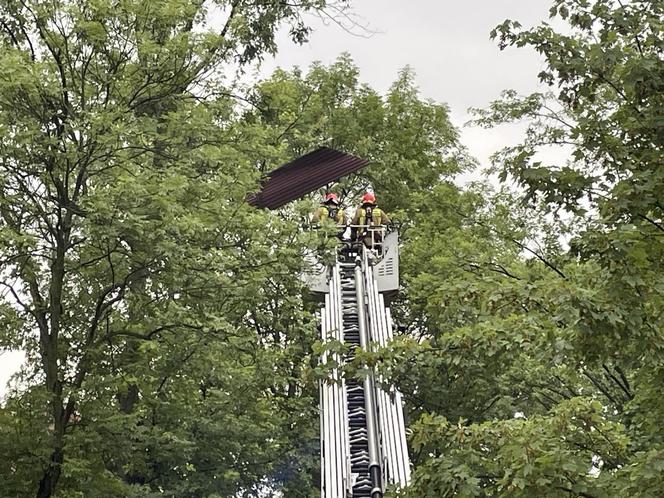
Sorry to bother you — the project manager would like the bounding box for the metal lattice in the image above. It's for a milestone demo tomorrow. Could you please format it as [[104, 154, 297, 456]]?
[[320, 249, 410, 498]]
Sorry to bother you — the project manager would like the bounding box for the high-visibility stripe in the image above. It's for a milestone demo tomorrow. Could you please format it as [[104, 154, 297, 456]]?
[[357, 207, 385, 227]]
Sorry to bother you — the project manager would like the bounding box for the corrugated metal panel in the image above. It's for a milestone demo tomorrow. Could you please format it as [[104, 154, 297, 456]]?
[[249, 147, 369, 210]]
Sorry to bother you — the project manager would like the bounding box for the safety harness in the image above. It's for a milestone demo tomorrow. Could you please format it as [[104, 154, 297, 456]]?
[[357, 206, 384, 227], [327, 206, 339, 220]]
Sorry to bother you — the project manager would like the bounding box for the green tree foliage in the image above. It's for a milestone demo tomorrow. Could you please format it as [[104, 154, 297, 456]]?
[[0, 1, 351, 497], [8, 0, 662, 496], [242, 55, 470, 214], [238, 55, 471, 496], [393, 1, 664, 496]]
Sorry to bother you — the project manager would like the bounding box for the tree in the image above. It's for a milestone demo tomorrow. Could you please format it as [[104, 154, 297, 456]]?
[[242, 55, 470, 214], [392, 0, 664, 496], [235, 55, 471, 496], [0, 1, 351, 496]]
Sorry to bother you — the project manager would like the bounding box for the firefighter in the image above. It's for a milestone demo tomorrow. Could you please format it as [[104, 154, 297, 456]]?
[[351, 192, 390, 249], [313, 192, 347, 266], [313, 192, 345, 225]]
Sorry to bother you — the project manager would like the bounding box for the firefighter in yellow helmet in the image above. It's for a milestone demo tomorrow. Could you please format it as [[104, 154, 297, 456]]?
[[351, 192, 390, 249]]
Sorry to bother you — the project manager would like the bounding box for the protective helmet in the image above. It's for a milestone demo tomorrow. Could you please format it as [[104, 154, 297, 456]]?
[[324, 192, 340, 205], [361, 192, 376, 205]]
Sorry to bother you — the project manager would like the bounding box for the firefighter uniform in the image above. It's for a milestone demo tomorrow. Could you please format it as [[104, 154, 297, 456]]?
[[351, 193, 390, 249], [313, 205, 345, 225]]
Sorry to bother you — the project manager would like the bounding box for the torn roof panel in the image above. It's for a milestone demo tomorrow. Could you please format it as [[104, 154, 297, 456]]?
[[248, 147, 369, 210]]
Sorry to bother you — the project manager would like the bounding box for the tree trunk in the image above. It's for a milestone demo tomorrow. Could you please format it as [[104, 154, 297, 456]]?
[[36, 447, 64, 498], [35, 215, 70, 497]]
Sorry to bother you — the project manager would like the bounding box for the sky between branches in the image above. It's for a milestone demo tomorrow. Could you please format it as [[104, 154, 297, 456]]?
[[0, 0, 562, 397], [260, 0, 560, 170]]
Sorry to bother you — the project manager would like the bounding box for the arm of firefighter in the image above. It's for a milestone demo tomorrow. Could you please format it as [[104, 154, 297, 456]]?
[[381, 210, 391, 225], [338, 208, 347, 225]]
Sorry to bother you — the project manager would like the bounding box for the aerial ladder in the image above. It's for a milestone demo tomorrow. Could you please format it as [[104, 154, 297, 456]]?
[[248, 146, 410, 497], [313, 228, 410, 498]]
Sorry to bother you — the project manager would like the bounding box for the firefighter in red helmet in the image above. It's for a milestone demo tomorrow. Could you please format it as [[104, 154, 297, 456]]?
[[313, 192, 345, 225], [313, 192, 347, 265], [351, 192, 390, 248]]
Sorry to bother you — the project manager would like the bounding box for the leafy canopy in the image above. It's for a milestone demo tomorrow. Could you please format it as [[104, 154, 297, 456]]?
[[394, 1, 664, 496]]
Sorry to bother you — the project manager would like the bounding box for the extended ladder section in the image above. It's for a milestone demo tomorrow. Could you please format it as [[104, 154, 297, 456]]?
[[320, 249, 410, 498]]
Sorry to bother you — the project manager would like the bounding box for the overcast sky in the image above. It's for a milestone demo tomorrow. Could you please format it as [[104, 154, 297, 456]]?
[[260, 0, 556, 168], [0, 0, 559, 397]]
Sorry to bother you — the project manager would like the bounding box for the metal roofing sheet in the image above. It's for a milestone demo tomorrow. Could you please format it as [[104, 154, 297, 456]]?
[[249, 147, 369, 210]]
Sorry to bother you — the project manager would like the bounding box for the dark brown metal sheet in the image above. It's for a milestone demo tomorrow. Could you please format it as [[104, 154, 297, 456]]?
[[249, 147, 369, 210]]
